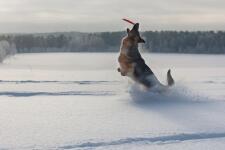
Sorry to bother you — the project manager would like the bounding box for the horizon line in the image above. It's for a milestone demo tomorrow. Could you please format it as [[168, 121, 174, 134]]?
[[1, 29, 225, 35]]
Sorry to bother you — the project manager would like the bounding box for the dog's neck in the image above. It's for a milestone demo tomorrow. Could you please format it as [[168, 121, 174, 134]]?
[[120, 37, 142, 61]]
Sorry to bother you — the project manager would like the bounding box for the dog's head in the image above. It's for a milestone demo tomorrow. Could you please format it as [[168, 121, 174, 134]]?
[[126, 23, 145, 43]]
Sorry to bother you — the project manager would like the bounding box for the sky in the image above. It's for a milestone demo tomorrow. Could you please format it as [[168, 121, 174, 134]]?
[[0, 0, 225, 33]]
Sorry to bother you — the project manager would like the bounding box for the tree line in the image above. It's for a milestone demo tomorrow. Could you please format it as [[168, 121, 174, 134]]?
[[0, 31, 225, 54]]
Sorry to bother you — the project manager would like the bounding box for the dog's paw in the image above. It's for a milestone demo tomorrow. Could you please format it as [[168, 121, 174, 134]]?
[[117, 68, 126, 76]]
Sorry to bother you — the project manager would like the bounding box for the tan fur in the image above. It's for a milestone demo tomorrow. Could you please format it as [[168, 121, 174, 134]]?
[[118, 37, 135, 76]]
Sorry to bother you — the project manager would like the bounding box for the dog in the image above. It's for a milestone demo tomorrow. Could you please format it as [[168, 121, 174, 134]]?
[[117, 23, 174, 89]]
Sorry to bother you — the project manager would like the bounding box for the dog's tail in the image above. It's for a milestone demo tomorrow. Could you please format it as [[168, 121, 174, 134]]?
[[167, 69, 174, 86]]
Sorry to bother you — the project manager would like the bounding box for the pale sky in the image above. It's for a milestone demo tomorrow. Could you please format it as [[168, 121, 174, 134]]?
[[0, 0, 225, 33]]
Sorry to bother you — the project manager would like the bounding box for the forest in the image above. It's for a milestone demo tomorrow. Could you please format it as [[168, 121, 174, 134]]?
[[0, 31, 225, 54]]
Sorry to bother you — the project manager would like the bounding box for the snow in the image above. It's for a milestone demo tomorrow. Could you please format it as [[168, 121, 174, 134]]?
[[0, 53, 225, 150]]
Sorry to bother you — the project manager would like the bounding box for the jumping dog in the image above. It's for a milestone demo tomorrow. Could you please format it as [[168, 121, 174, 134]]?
[[118, 23, 174, 89]]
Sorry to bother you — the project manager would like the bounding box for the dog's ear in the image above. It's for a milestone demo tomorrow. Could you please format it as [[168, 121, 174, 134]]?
[[127, 28, 130, 34], [132, 23, 139, 31]]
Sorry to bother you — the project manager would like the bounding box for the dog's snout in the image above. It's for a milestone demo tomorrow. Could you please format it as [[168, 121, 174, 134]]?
[[139, 38, 145, 43]]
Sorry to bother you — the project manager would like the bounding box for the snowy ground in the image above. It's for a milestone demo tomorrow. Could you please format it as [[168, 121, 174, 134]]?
[[0, 53, 225, 150]]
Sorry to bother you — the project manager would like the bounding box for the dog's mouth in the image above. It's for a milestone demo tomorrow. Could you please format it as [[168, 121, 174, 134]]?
[[139, 38, 145, 43]]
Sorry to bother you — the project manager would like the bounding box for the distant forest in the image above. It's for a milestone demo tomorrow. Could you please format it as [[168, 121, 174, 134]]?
[[0, 31, 225, 54]]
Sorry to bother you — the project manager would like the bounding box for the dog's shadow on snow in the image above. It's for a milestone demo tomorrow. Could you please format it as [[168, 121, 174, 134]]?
[[128, 83, 225, 132]]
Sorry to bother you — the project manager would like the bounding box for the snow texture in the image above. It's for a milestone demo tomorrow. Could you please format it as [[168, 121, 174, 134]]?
[[0, 53, 225, 150]]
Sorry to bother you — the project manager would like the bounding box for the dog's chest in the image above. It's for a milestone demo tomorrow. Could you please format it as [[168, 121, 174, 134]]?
[[118, 53, 132, 66]]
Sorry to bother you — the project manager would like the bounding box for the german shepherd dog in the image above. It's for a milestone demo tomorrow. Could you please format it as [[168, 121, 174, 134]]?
[[117, 23, 174, 89]]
